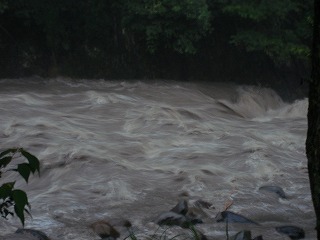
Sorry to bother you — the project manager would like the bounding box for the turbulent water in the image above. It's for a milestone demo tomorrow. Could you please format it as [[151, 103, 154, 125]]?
[[0, 78, 315, 239]]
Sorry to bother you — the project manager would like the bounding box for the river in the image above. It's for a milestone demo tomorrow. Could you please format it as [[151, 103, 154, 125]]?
[[0, 77, 315, 239]]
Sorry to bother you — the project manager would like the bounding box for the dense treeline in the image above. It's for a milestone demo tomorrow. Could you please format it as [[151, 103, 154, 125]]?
[[0, 0, 313, 85]]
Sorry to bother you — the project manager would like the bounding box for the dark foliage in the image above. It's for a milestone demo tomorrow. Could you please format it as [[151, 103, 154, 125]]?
[[0, 148, 40, 226], [0, 0, 312, 85]]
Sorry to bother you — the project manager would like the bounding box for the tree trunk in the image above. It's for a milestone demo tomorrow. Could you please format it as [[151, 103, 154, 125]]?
[[306, 0, 320, 239]]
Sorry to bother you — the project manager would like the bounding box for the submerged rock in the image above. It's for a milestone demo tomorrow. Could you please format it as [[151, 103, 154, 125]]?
[[122, 219, 132, 228], [275, 225, 305, 239], [187, 206, 209, 220], [90, 220, 120, 239], [170, 200, 188, 215], [157, 211, 203, 228], [194, 199, 214, 209], [259, 185, 286, 199], [157, 211, 188, 226], [215, 211, 259, 225], [156, 200, 203, 228], [15, 229, 50, 240]]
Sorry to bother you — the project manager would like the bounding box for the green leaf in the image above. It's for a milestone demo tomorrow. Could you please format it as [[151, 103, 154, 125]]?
[[0, 182, 15, 199], [12, 189, 29, 226], [14, 204, 25, 226], [0, 156, 12, 169], [20, 149, 40, 174], [0, 148, 17, 158], [16, 163, 31, 183]]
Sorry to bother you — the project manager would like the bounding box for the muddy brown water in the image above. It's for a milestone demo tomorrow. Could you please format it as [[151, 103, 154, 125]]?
[[0, 78, 315, 239]]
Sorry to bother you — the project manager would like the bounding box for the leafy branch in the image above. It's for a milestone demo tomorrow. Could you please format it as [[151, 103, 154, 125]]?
[[0, 148, 40, 226]]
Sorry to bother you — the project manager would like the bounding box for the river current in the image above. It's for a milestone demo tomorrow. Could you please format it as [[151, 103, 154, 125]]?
[[0, 78, 315, 239]]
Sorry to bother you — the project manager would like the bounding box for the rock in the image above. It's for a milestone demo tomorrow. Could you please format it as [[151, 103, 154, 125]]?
[[187, 206, 209, 220], [157, 211, 188, 226], [275, 226, 305, 239], [156, 211, 202, 228], [199, 233, 209, 240], [122, 220, 132, 228], [15, 229, 50, 240], [189, 227, 208, 240], [232, 230, 251, 240], [190, 218, 203, 225], [108, 218, 132, 228], [90, 220, 120, 239], [215, 211, 260, 225], [259, 185, 286, 199], [170, 200, 188, 215], [194, 200, 214, 209], [157, 200, 204, 228]]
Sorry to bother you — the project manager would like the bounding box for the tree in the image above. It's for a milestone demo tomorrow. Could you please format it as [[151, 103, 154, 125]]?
[[0, 0, 314, 80], [122, 0, 211, 54], [306, 0, 320, 238], [218, 0, 312, 65], [0, 148, 40, 226]]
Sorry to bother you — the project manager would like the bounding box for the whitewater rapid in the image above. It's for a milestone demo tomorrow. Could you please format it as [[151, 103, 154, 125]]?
[[0, 78, 315, 239]]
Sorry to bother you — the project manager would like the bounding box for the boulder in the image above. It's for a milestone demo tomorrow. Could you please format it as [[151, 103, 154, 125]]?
[[215, 211, 259, 225]]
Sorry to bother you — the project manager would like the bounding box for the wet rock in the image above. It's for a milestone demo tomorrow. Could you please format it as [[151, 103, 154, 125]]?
[[157, 211, 188, 226], [90, 220, 120, 239], [199, 233, 208, 240], [215, 211, 260, 225], [15, 229, 50, 240], [194, 200, 214, 209], [157, 211, 202, 228], [190, 218, 203, 225], [275, 226, 305, 239], [170, 200, 188, 215], [259, 185, 286, 199], [157, 200, 203, 228], [232, 230, 251, 240], [189, 227, 208, 240], [108, 218, 132, 228], [178, 192, 190, 197], [122, 219, 132, 228], [187, 206, 209, 220]]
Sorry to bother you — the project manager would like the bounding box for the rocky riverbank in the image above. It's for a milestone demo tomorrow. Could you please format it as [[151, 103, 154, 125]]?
[[2, 187, 306, 240]]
